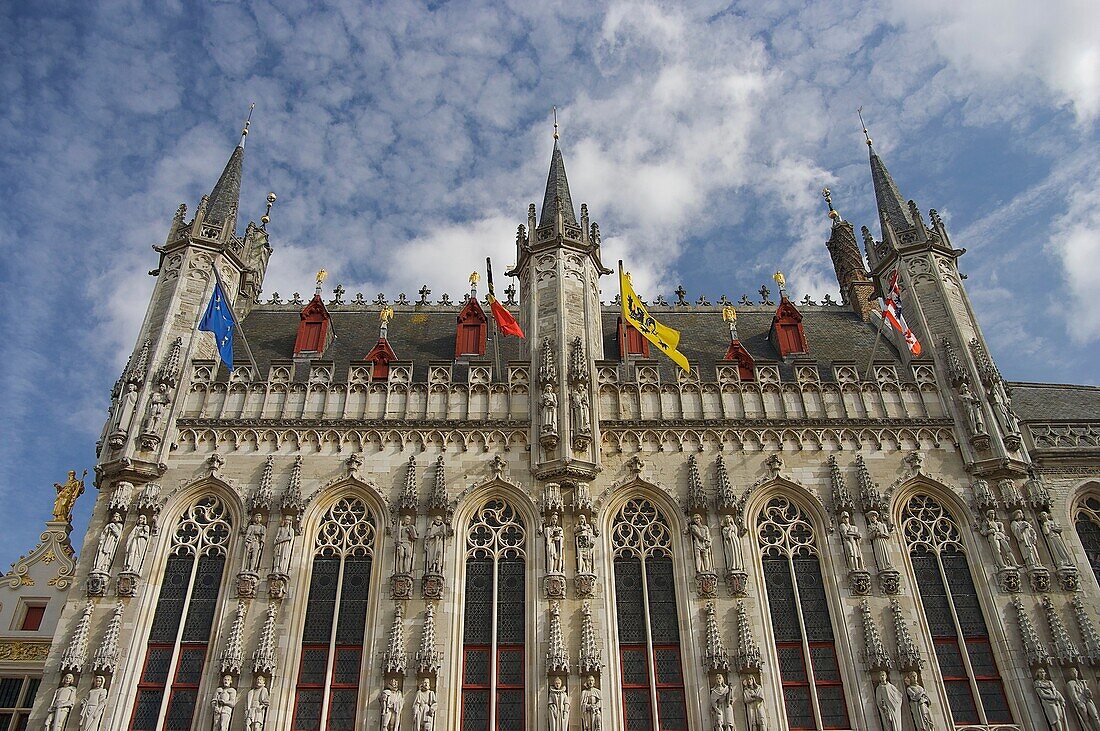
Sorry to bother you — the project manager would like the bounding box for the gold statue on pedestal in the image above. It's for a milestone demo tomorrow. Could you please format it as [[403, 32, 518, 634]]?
[[52, 470, 86, 523]]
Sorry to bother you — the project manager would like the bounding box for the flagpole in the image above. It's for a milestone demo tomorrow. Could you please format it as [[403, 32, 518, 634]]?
[[864, 310, 886, 382], [486, 257, 502, 382], [210, 264, 260, 374]]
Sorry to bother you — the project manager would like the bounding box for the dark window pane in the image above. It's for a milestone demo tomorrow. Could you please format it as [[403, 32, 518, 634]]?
[[461, 689, 489, 731], [149, 555, 191, 642], [0, 679, 20, 708], [911, 555, 953, 636], [810, 645, 842, 682], [12, 715, 26, 731], [0, 714, 11, 731], [942, 553, 988, 637], [463, 560, 493, 645], [794, 557, 834, 642], [130, 691, 163, 731], [174, 647, 206, 684], [817, 683, 849, 728], [335, 558, 371, 644], [463, 649, 490, 687], [298, 648, 329, 686], [944, 679, 979, 723], [496, 688, 523, 729], [782, 686, 814, 730], [327, 689, 358, 731], [164, 689, 197, 731], [763, 558, 801, 642], [615, 560, 647, 644], [656, 689, 687, 730], [776, 645, 807, 682], [496, 560, 525, 645], [621, 647, 650, 685], [20, 680, 37, 708], [646, 558, 679, 644], [497, 648, 523, 686], [303, 557, 339, 643], [934, 640, 966, 678], [332, 648, 360, 685], [181, 555, 225, 643], [623, 688, 653, 731], [1076, 511, 1100, 586], [978, 679, 1013, 723], [965, 639, 998, 677], [293, 689, 323, 731], [141, 647, 173, 685], [653, 648, 682, 684]]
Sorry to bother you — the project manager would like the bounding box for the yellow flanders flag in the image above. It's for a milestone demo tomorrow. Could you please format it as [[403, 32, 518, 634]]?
[[619, 261, 690, 372]]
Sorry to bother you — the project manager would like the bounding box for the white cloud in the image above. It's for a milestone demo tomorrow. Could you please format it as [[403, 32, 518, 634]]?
[[1049, 183, 1100, 342]]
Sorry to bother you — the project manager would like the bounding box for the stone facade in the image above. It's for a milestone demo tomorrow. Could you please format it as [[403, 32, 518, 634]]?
[[20, 126, 1100, 731]]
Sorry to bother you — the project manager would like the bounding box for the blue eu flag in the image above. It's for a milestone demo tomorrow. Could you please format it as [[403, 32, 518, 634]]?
[[199, 279, 235, 368]]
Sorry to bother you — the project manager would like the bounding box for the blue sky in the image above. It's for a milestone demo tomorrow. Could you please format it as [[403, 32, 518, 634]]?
[[1, 0, 1098, 563]]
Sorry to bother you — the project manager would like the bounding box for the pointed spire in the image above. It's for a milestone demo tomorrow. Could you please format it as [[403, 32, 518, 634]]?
[[91, 601, 125, 674], [714, 454, 736, 513], [578, 601, 602, 675], [702, 602, 730, 672], [734, 601, 762, 674], [61, 602, 94, 674], [219, 600, 247, 675], [546, 601, 570, 673], [428, 454, 449, 514], [859, 599, 892, 673], [538, 113, 578, 229], [416, 604, 442, 676], [828, 455, 855, 515], [685, 455, 707, 514], [859, 108, 914, 234], [1072, 594, 1100, 665], [890, 598, 924, 672], [382, 604, 408, 675], [1012, 596, 1049, 667], [250, 456, 274, 514], [205, 104, 252, 229], [401, 455, 419, 512], [252, 601, 280, 676], [1041, 596, 1080, 665]]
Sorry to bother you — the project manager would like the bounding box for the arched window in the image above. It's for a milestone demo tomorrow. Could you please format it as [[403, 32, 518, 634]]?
[[611, 498, 686, 731], [1074, 496, 1100, 588], [902, 494, 1012, 725], [461, 499, 527, 730], [756, 496, 848, 730], [130, 496, 232, 731], [292, 497, 377, 731]]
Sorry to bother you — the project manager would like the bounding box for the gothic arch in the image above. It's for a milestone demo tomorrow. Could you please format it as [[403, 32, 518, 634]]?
[[1067, 479, 1100, 590], [298, 478, 389, 549]]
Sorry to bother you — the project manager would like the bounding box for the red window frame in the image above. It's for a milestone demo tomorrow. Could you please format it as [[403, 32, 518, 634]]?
[[18, 606, 44, 632], [292, 644, 329, 731], [163, 645, 207, 730], [495, 645, 524, 730], [651, 644, 687, 731], [460, 645, 492, 731], [618, 644, 652, 731]]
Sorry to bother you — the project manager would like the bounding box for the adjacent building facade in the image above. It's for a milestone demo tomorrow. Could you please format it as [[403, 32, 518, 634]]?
[[14, 120, 1100, 731]]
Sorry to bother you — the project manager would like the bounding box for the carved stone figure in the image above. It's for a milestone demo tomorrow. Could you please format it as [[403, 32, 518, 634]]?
[[1067, 667, 1100, 731], [866, 511, 894, 571], [395, 514, 418, 575], [958, 382, 985, 434], [272, 515, 294, 576], [710, 673, 736, 731], [1010, 510, 1042, 569], [540, 383, 558, 433], [549, 676, 569, 731], [571, 382, 591, 433], [1034, 667, 1068, 731], [980, 510, 1017, 570], [53, 470, 85, 523], [838, 512, 864, 571], [1039, 511, 1075, 568], [904, 673, 934, 731], [721, 515, 743, 571], [211, 675, 238, 731], [244, 676, 269, 731], [991, 387, 1020, 434], [243, 513, 266, 574], [545, 513, 565, 575], [413, 679, 437, 731], [688, 513, 713, 574], [874, 671, 904, 731], [575, 514, 596, 574], [743, 675, 768, 731], [123, 514, 151, 573], [46, 673, 77, 731], [110, 382, 139, 441], [424, 515, 447, 575], [580, 675, 601, 731], [78, 675, 108, 731], [92, 513, 123, 573], [141, 382, 171, 433], [380, 678, 404, 731]]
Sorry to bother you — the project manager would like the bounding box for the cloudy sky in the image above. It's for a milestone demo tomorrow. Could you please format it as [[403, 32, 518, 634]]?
[[1, 0, 1098, 562]]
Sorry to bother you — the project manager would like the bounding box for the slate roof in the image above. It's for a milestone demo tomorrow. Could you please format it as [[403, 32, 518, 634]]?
[[538, 140, 577, 228], [869, 148, 914, 234], [234, 301, 912, 383], [1008, 383, 1100, 423], [206, 145, 244, 227]]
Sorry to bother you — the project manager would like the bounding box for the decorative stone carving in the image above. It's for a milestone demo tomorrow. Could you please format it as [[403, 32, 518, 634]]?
[[270, 514, 294, 577], [1011, 510, 1043, 570], [242, 513, 267, 575], [1039, 511, 1075, 569], [998, 478, 1024, 510], [544, 512, 565, 575], [874, 670, 904, 731], [249, 457, 275, 516], [1074, 594, 1100, 665], [578, 601, 602, 675], [856, 455, 884, 515], [211, 675, 238, 731], [383, 604, 408, 675], [570, 382, 592, 450], [45, 673, 77, 731], [91, 512, 123, 578], [734, 601, 762, 674], [395, 514, 418, 576], [135, 481, 162, 533], [280, 456, 305, 532], [423, 514, 450, 577], [571, 481, 594, 514], [580, 675, 602, 731], [544, 573, 567, 600], [703, 602, 730, 672], [860, 600, 892, 673], [401, 456, 419, 513], [848, 569, 871, 596], [427, 455, 450, 518], [997, 565, 1022, 593], [219, 601, 247, 675], [251, 602, 279, 676], [412, 679, 437, 731], [416, 604, 442, 677], [546, 601, 569, 674], [742, 674, 768, 731], [958, 381, 986, 437], [421, 573, 445, 600], [122, 514, 151, 573], [711, 673, 736, 731], [138, 382, 171, 450], [979, 510, 1017, 571], [891, 599, 924, 673], [540, 382, 559, 449], [1027, 468, 1053, 510], [828, 455, 855, 516], [542, 483, 564, 514], [107, 479, 132, 515], [79, 675, 108, 731], [903, 672, 934, 731], [107, 381, 139, 449], [838, 512, 864, 571], [1067, 667, 1100, 731], [714, 455, 737, 514], [61, 602, 93, 674], [90, 602, 124, 675], [244, 676, 269, 731], [1029, 566, 1052, 593], [547, 675, 570, 731], [1034, 667, 1069, 731], [971, 477, 998, 513], [720, 514, 743, 572], [687, 513, 714, 574], [1042, 596, 1081, 665], [1013, 596, 1050, 667], [575, 514, 597, 575], [685, 455, 707, 515], [380, 678, 403, 731], [866, 510, 895, 572]]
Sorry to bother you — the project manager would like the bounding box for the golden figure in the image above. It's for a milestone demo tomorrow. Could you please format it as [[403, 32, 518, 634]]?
[[722, 305, 737, 323], [379, 306, 394, 323], [316, 269, 328, 287], [772, 270, 785, 289], [469, 271, 480, 285], [53, 470, 86, 523]]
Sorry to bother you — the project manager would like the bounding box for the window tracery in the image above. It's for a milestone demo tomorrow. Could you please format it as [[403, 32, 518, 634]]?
[[901, 494, 1012, 726], [756, 496, 849, 730], [461, 499, 527, 731], [129, 496, 232, 731], [1074, 496, 1100, 588], [611, 497, 686, 730], [292, 497, 377, 731]]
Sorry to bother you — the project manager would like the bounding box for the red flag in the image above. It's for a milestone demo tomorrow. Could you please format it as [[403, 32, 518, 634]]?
[[489, 295, 525, 338], [881, 268, 922, 355]]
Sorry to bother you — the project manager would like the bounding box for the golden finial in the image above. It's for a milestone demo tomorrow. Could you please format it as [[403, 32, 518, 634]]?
[[316, 269, 328, 286], [469, 271, 481, 285], [261, 191, 276, 228], [857, 106, 872, 147], [722, 305, 737, 322], [240, 102, 255, 147], [553, 106, 559, 140], [379, 305, 394, 323], [822, 187, 840, 221], [772, 270, 786, 289]]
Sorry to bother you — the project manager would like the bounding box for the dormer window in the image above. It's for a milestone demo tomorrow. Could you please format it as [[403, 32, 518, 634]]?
[[617, 318, 650, 358], [455, 298, 487, 358], [293, 294, 332, 356], [770, 298, 808, 357]]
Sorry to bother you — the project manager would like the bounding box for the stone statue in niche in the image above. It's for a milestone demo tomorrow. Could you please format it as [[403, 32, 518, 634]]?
[[1067, 667, 1100, 731], [272, 515, 294, 576], [710, 673, 736, 731], [575, 514, 596, 574], [548, 676, 570, 731], [92, 513, 124, 573], [1039, 511, 1075, 568], [395, 514, 418, 575], [545, 513, 565, 575], [990, 386, 1020, 434], [570, 382, 591, 434], [1034, 667, 1069, 731], [108, 382, 139, 446], [874, 671, 903, 731], [866, 511, 894, 572], [838, 512, 864, 572], [380, 677, 404, 731], [958, 382, 985, 434], [211, 675, 238, 731], [141, 383, 171, 434], [687, 513, 713, 574], [122, 514, 151, 573], [721, 516, 743, 571], [979, 510, 1018, 570], [903, 673, 934, 731], [413, 679, 437, 731], [79, 675, 108, 731], [742, 675, 768, 731], [424, 515, 449, 575], [242, 513, 266, 574], [540, 383, 558, 433], [244, 676, 269, 731], [580, 676, 601, 731], [45, 673, 77, 731], [1010, 510, 1043, 569]]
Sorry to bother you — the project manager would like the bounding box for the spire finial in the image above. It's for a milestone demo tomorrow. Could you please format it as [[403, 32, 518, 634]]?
[[261, 191, 276, 229], [857, 106, 872, 148], [240, 102, 255, 147], [315, 269, 327, 295], [822, 187, 841, 222], [553, 106, 559, 140]]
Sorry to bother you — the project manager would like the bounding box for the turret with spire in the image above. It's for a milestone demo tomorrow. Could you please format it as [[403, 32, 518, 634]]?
[[822, 187, 874, 320]]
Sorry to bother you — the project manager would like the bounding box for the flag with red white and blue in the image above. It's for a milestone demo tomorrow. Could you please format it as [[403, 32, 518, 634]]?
[[881, 268, 922, 356]]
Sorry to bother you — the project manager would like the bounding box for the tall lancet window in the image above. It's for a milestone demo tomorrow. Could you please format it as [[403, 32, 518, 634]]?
[[756, 496, 848, 730], [611, 498, 687, 731], [1074, 496, 1100, 588], [461, 499, 527, 731], [902, 494, 1012, 725], [129, 496, 232, 731], [292, 497, 377, 731]]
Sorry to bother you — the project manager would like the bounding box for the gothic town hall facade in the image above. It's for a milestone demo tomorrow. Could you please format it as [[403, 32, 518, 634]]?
[[7, 123, 1100, 731]]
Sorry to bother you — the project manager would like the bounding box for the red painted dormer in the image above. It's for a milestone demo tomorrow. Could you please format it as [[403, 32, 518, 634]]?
[[770, 297, 808, 357], [455, 297, 487, 357], [617, 317, 650, 359], [364, 338, 398, 380], [724, 340, 756, 381], [293, 293, 332, 356]]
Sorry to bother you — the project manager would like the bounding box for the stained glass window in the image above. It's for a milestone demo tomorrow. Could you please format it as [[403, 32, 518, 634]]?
[[1075, 497, 1100, 589]]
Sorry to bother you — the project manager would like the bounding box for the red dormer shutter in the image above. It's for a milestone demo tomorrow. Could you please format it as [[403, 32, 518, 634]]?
[[770, 298, 808, 357], [364, 338, 398, 381], [617, 317, 650, 358], [293, 294, 331, 355], [454, 298, 487, 357]]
